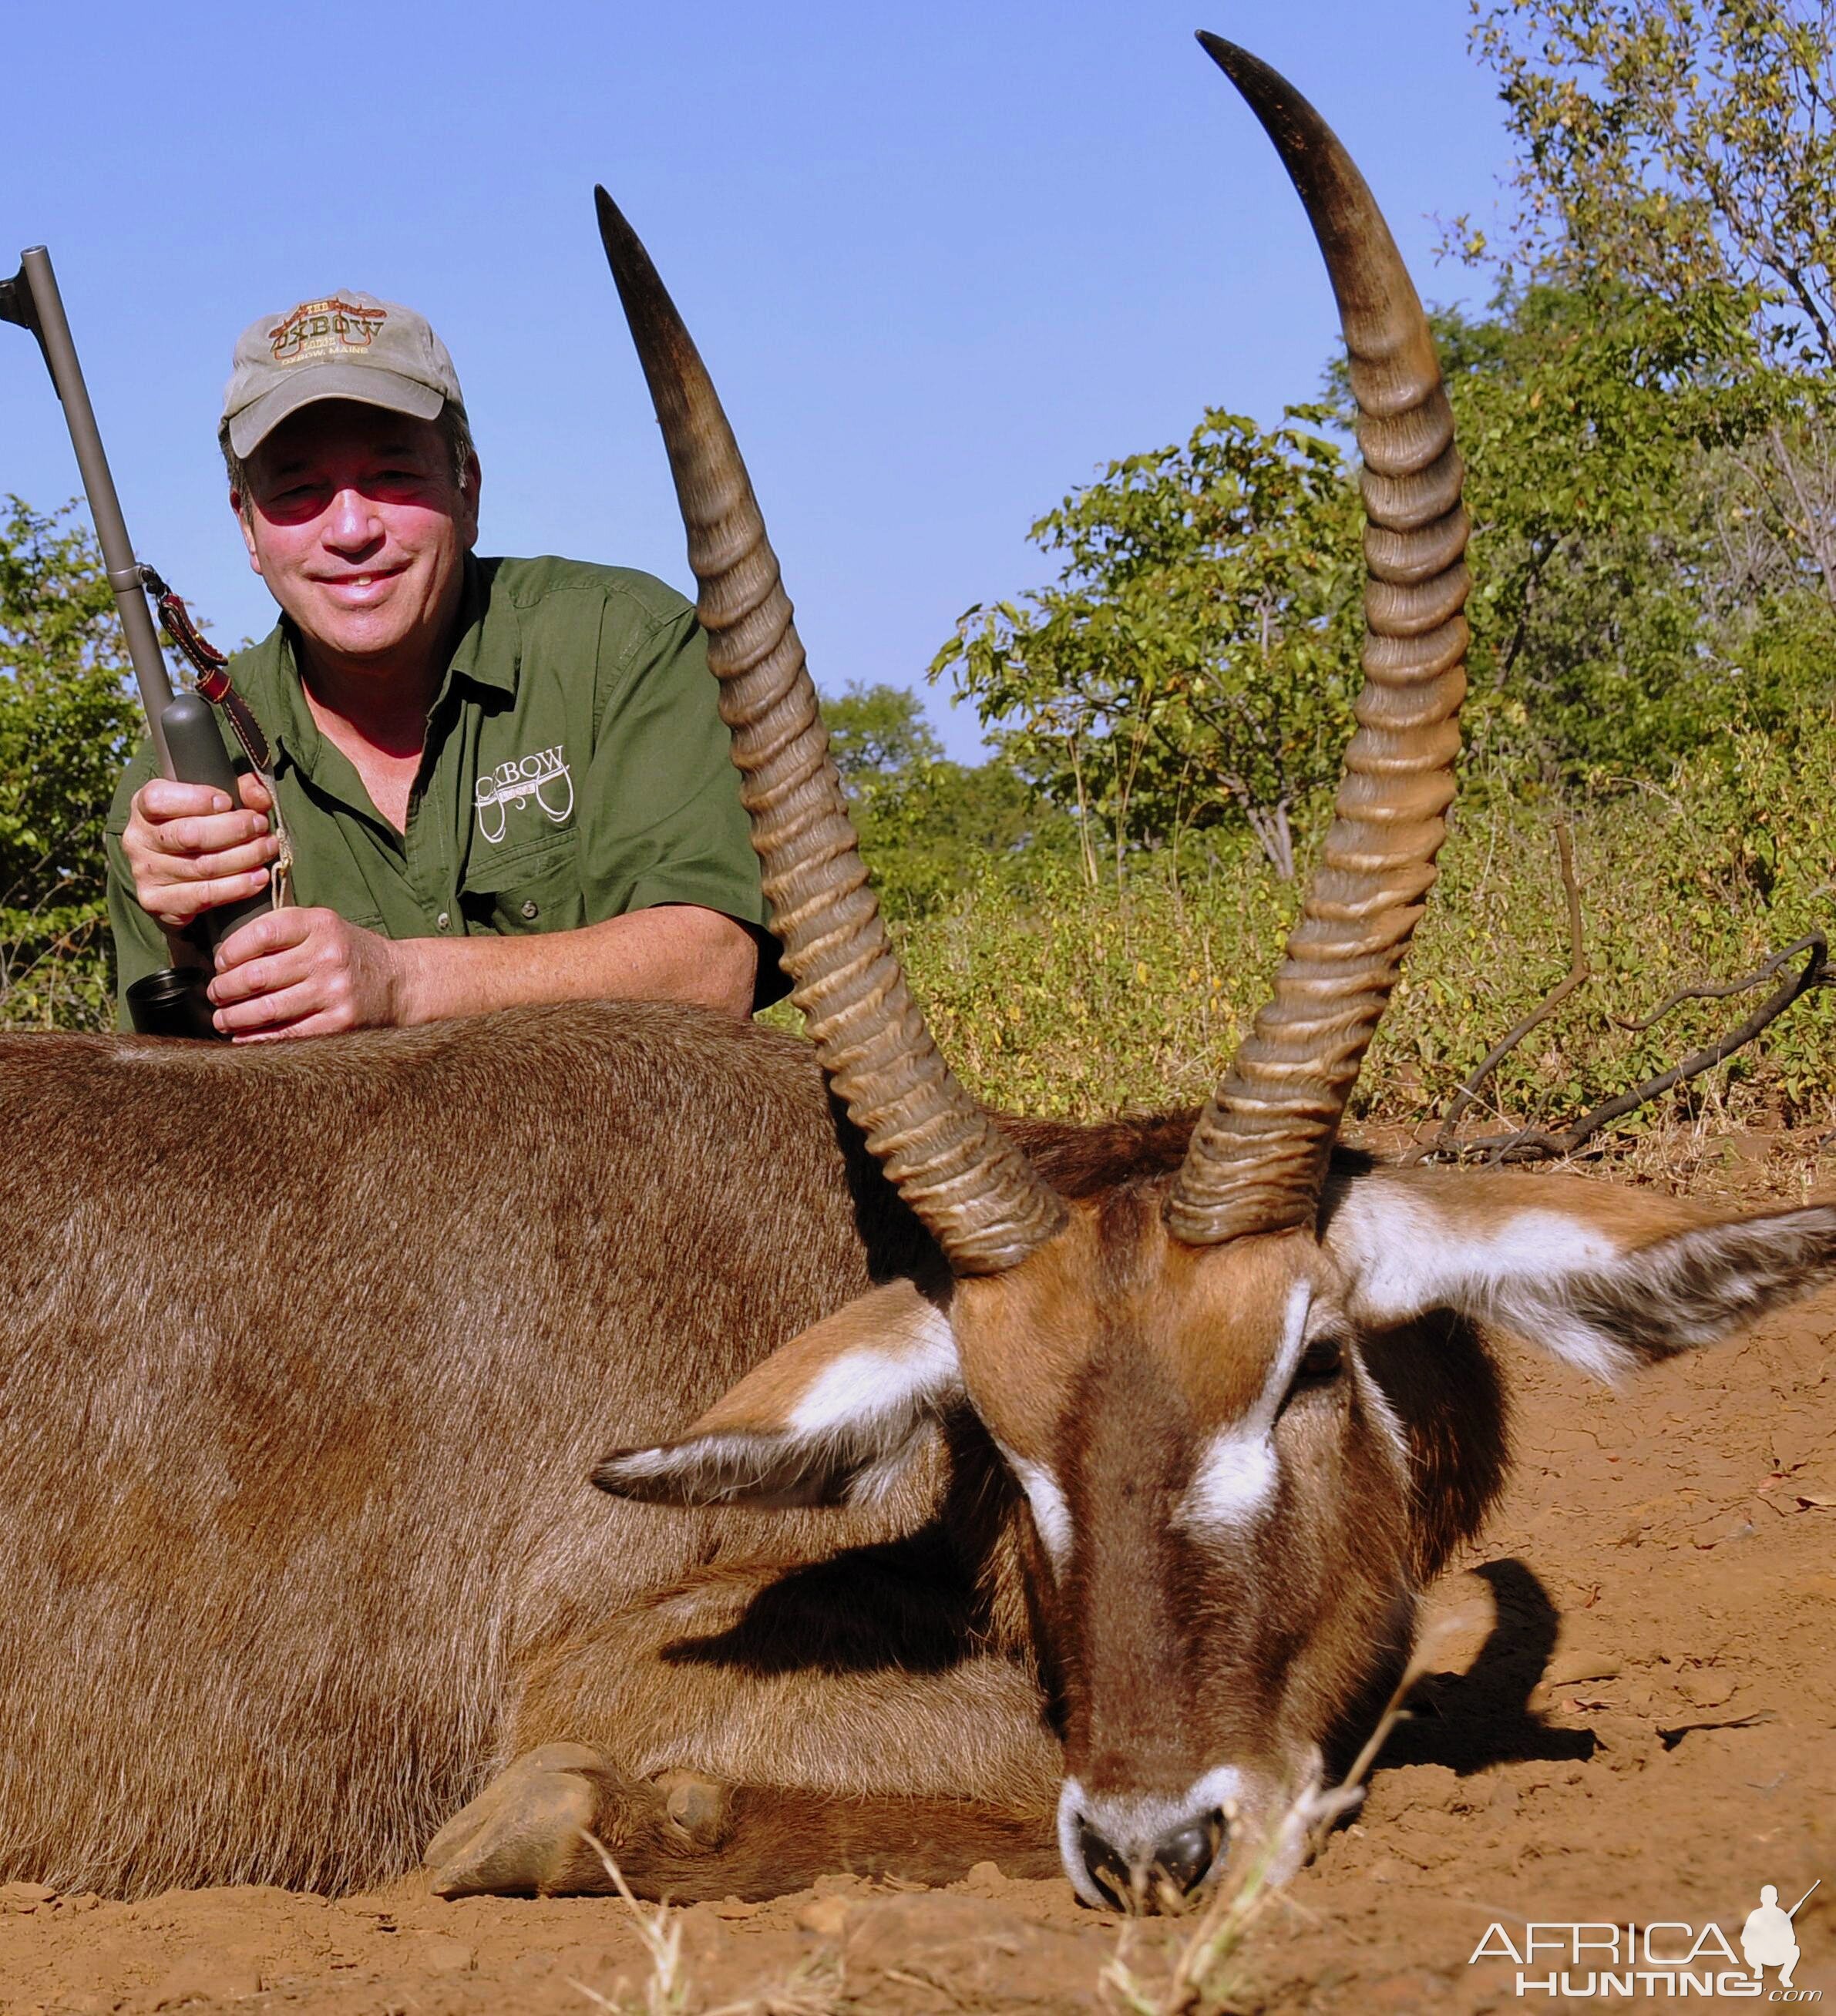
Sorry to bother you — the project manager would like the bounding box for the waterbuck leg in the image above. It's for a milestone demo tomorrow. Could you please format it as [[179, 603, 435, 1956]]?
[[425, 1744, 1057, 1900], [426, 1562, 1061, 1899]]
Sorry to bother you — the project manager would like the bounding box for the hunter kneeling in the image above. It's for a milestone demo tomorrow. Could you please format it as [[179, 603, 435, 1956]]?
[[107, 291, 782, 1040]]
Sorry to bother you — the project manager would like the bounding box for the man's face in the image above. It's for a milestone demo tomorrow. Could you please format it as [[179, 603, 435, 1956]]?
[[234, 401, 480, 678]]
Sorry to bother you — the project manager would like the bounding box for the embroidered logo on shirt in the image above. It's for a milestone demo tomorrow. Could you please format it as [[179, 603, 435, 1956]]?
[[474, 745, 574, 845]]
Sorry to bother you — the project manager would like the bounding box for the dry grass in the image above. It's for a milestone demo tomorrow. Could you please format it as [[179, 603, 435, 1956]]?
[[571, 1833, 845, 2016], [819, 721, 1836, 1155], [569, 1834, 692, 2016]]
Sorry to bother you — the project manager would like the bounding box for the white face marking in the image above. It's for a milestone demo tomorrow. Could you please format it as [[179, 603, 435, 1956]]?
[[1182, 1433, 1277, 1527], [1330, 1187, 1634, 1380], [1178, 1279, 1312, 1535], [1058, 1765, 1249, 1907], [1057, 1776, 1100, 1906], [1001, 1450, 1073, 1574], [1349, 1356, 1409, 1474]]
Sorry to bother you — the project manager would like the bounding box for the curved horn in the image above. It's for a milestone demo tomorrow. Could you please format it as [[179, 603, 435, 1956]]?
[[594, 188, 1067, 1275], [1165, 35, 1469, 1246]]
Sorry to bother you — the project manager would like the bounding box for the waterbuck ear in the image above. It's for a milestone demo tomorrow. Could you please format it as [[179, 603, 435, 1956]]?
[[591, 1279, 961, 1509], [1320, 1163, 1836, 1381]]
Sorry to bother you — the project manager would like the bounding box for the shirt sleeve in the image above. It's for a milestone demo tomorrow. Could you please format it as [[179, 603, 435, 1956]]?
[[104, 741, 175, 1030], [577, 596, 789, 1010]]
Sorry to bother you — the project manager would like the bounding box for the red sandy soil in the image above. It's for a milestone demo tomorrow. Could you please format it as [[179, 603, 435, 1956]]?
[[2, 1154, 1830, 2016]]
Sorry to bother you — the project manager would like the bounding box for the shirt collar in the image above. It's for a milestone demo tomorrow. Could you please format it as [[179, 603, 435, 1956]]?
[[442, 553, 520, 699]]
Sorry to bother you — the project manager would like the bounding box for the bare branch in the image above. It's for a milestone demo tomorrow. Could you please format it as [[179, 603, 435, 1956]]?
[[1764, 422, 1836, 607], [1457, 932, 1828, 1165], [1609, 931, 1827, 1033]]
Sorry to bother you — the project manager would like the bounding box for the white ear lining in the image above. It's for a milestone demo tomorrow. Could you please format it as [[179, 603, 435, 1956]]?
[[1327, 1183, 1647, 1378], [786, 1332, 963, 1434], [1325, 1176, 1836, 1380], [594, 1301, 965, 1510]]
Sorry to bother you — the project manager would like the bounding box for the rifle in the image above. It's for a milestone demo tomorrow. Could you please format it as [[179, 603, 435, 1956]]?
[[2, 244, 281, 1038]]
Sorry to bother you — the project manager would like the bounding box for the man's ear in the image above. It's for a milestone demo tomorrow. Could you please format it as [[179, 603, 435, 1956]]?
[[231, 489, 262, 572], [457, 449, 482, 549], [1321, 1163, 1836, 1381], [592, 1278, 961, 1509]]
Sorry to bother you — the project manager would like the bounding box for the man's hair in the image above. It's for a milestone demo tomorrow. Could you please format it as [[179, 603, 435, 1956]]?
[[220, 400, 477, 516]]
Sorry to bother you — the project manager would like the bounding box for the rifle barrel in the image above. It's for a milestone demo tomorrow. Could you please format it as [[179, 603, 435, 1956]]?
[[13, 246, 174, 772]]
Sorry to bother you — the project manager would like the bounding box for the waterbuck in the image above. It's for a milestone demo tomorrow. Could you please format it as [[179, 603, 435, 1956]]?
[[2, 37, 1831, 1914]]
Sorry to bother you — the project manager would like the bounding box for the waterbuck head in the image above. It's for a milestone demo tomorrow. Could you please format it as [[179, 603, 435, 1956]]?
[[590, 35, 1836, 1909]]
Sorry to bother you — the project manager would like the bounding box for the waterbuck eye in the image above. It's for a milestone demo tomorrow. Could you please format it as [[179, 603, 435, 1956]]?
[[1295, 1338, 1344, 1383]]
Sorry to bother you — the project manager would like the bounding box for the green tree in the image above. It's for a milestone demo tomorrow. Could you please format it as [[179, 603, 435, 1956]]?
[[822, 681, 943, 792], [915, 11, 1836, 869], [935, 281, 1791, 858], [0, 496, 141, 1026], [1464, 0, 1836, 371], [932, 408, 1362, 879], [1418, 281, 1790, 775], [1461, 0, 1836, 623], [819, 681, 1074, 917]]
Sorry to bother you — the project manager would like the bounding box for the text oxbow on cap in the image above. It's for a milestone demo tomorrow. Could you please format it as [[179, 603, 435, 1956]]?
[[222, 291, 466, 458]]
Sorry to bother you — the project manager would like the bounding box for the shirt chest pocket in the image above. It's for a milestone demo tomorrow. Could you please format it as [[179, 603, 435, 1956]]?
[[459, 841, 585, 937]]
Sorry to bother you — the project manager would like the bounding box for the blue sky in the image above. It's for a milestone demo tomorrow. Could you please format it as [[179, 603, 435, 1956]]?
[[4, 2, 1512, 761]]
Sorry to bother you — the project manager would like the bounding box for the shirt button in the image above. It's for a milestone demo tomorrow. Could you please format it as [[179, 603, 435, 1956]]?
[[436, 912, 451, 932], [520, 899, 539, 920]]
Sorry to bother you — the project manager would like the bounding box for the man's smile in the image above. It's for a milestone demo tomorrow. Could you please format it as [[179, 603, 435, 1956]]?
[[312, 564, 410, 606]]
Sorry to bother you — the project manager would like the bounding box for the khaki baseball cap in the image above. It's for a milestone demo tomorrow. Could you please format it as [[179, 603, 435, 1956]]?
[[222, 291, 466, 457]]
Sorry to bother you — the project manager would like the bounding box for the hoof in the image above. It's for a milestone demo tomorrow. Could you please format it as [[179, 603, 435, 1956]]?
[[425, 1747, 736, 1898], [426, 1742, 622, 1897], [657, 1769, 734, 1850]]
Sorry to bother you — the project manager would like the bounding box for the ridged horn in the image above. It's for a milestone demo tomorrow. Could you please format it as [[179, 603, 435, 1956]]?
[[594, 186, 1068, 1275], [1165, 36, 1469, 1245]]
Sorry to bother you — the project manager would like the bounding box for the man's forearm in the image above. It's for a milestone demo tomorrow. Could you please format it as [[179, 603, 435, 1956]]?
[[392, 905, 758, 1025]]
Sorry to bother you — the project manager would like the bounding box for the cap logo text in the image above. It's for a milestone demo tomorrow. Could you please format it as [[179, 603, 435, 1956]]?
[[268, 297, 388, 367]]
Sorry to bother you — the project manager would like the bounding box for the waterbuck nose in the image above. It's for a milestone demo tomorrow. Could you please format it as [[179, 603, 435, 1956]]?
[[1152, 1811, 1226, 1896], [1077, 1808, 1226, 1910]]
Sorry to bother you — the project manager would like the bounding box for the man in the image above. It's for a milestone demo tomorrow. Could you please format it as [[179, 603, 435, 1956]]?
[[107, 291, 782, 1039]]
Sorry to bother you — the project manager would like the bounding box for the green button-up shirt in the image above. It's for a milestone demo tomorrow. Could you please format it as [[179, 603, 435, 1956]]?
[[106, 554, 785, 1026]]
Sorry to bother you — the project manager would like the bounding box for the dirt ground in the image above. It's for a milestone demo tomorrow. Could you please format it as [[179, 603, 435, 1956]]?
[[2, 1141, 1831, 2016]]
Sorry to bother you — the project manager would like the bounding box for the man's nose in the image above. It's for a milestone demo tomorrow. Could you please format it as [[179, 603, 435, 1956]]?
[[323, 487, 382, 550]]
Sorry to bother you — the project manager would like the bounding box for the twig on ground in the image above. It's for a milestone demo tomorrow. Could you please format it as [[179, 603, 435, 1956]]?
[[1454, 930, 1828, 1164], [1407, 824, 1589, 1166], [572, 1831, 691, 2016]]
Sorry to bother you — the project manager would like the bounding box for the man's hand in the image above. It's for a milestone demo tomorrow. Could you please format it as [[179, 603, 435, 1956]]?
[[122, 773, 281, 931], [208, 908, 404, 1041]]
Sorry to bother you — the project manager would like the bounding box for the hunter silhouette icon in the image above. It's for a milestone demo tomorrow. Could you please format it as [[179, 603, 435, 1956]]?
[[1743, 1880, 1818, 1987]]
